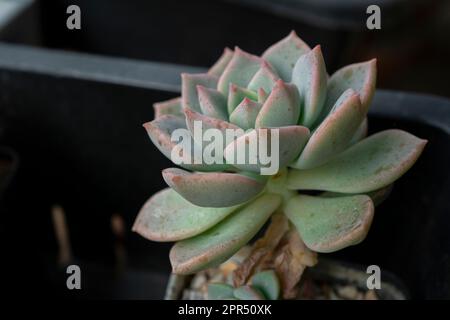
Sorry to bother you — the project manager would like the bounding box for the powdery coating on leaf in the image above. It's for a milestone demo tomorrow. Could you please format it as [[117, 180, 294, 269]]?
[[132, 188, 239, 242], [321, 184, 393, 207], [227, 83, 258, 115], [184, 107, 239, 132], [291, 45, 328, 128], [197, 85, 228, 121], [247, 61, 280, 93], [182, 73, 218, 112], [169, 194, 282, 274], [162, 168, 266, 208], [224, 126, 310, 174], [229, 98, 263, 130], [285, 194, 374, 253], [218, 47, 262, 96], [143, 115, 187, 160], [153, 97, 183, 118], [320, 59, 377, 123], [208, 48, 234, 77], [250, 270, 280, 300], [262, 30, 311, 82], [255, 80, 301, 129], [287, 129, 427, 193], [291, 89, 365, 169], [144, 114, 231, 172]]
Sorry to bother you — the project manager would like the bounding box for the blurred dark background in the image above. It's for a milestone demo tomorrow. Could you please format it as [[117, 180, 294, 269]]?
[[0, 0, 449, 299], [3, 0, 450, 97]]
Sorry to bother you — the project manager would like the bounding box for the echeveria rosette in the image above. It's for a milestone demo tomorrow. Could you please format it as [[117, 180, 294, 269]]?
[[133, 31, 427, 275]]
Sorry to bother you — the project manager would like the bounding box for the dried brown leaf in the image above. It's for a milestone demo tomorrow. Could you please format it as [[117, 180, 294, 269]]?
[[273, 227, 318, 299], [233, 213, 289, 286]]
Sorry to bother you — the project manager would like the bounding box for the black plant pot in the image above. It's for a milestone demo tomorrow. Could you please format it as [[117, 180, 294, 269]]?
[[0, 43, 448, 299], [165, 258, 409, 300]]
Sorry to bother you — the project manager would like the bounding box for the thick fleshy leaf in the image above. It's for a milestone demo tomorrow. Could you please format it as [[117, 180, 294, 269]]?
[[162, 168, 267, 207], [207, 283, 234, 300], [251, 270, 280, 300], [170, 194, 282, 274], [321, 59, 376, 121], [144, 115, 229, 172], [218, 47, 262, 95], [227, 83, 258, 115], [247, 61, 280, 93], [183, 108, 239, 171], [321, 184, 393, 207], [143, 115, 187, 161], [285, 194, 374, 252], [255, 80, 300, 129], [229, 98, 262, 130], [233, 286, 265, 300], [349, 117, 368, 146], [291, 45, 327, 127], [262, 31, 311, 82], [258, 88, 268, 103], [181, 73, 218, 112], [197, 85, 228, 121], [208, 48, 234, 77], [287, 129, 427, 193], [224, 126, 310, 175], [291, 89, 365, 169], [153, 97, 183, 118], [132, 188, 239, 242]]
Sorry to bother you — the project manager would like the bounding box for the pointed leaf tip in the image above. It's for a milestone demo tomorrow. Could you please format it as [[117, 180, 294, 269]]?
[[288, 129, 427, 193], [292, 44, 328, 128], [262, 31, 311, 82], [162, 168, 266, 207], [255, 80, 300, 129]]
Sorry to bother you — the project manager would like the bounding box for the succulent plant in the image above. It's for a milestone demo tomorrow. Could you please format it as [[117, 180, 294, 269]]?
[[208, 270, 280, 300], [133, 32, 426, 287]]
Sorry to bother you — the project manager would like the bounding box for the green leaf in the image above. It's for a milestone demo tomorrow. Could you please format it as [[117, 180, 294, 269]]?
[[207, 283, 235, 300], [292, 45, 328, 128], [132, 188, 239, 242], [285, 194, 374, 252], [320, 59, 376, 122], [321, 184, 393, 207], [208, 48, 234, 77], [287, 129, 427, 193], [229, 98, 262, 130], [162, 168, 267, 207], [197, 85, 228, 121], [262, 31, 311, 82], [227, 83, 258, 115], [169, 194, 281, 274], [153, 97, 184, 119], [218, 48, 262, 96], [144, 115, 230, 172], [233, 286, 265, 300], [251, 270, 280, 300], [224, 126, 310, 175], [247, 61, 279, 93], [348, 117, 368, 146], [255, 80, 300, 129], [291, 89, 365, 169], [181, 73, 218, 112], [184, 107, 240, 153]]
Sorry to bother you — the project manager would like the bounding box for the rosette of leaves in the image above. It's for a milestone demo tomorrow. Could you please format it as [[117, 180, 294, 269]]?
[[208, 270, 280, 300], [133, 32, 426, 288]]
